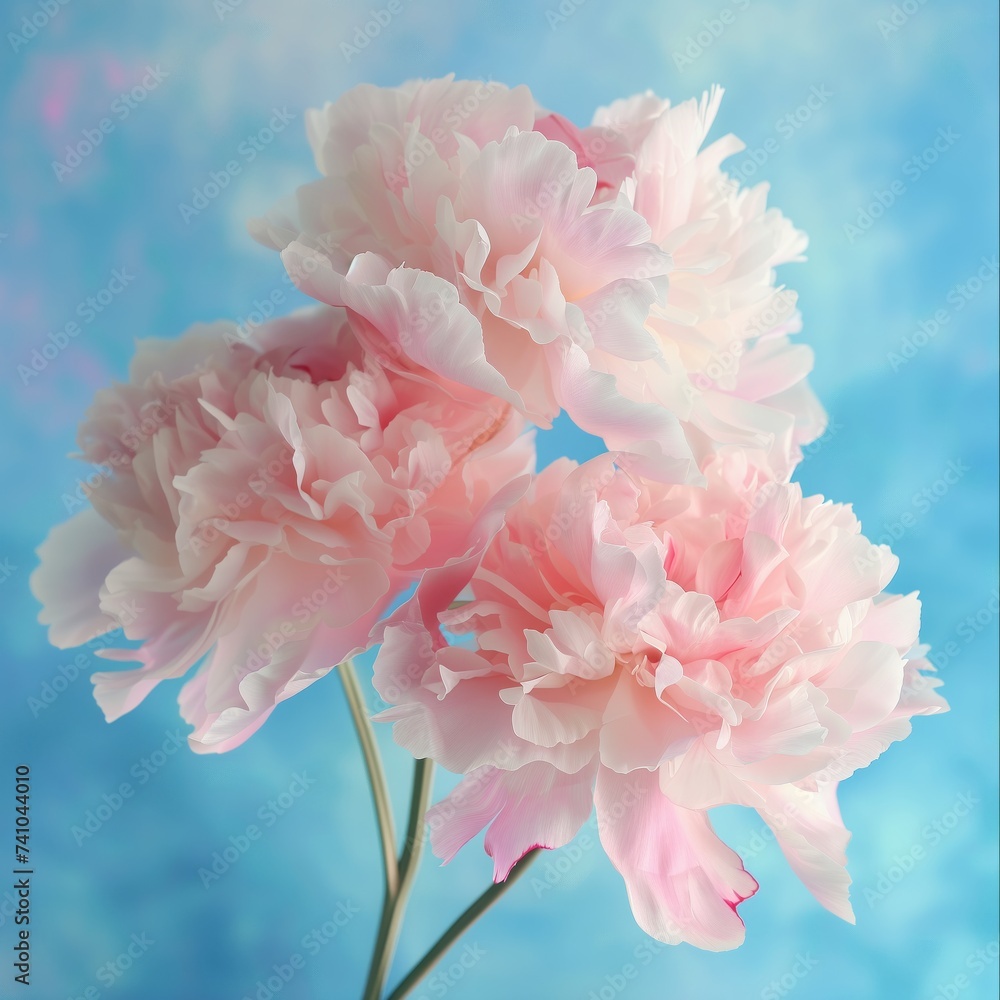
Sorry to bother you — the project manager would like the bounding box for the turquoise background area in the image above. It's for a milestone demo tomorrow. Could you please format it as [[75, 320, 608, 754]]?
[[0, 1, 996, 997]]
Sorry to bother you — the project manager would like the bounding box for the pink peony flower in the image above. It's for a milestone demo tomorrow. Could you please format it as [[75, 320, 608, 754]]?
[[30, 306, 534, 752], [371, 452, 947, 949], [251, 76, 697, 483], [252, 78, 823, 482]]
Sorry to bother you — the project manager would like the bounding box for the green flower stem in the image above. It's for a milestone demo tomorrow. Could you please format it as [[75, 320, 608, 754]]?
[[385, 849, 543, 1000], [362, 757, 435, 1000], [338, 659, 399, 900]]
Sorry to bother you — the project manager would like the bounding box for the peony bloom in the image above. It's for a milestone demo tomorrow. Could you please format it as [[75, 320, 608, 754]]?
[[30, 306, 534, 752], [371, 453, 947, 949], [252, 77, 822, 482], [251, 76, 697, 483]]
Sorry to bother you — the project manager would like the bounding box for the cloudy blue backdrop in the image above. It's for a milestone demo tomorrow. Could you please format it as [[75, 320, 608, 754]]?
[[1, 1, 997, 998]]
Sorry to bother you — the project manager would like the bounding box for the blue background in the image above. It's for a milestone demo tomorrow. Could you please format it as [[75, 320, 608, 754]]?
[[1, 1, 997, 998]]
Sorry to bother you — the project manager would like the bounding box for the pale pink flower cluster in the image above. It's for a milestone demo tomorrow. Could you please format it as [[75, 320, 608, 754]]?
[[32, 307, 532, 752], [33, 77, 945, 948], [372, 453, 946, 948], [251, 77, 824, 482]]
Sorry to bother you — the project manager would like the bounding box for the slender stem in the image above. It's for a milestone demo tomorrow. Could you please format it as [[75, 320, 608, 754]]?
[[399, 758, 435, 878], [386, 849, 543, 1000], [338, 659, 398, 900], [362, 758, 435, 1000]]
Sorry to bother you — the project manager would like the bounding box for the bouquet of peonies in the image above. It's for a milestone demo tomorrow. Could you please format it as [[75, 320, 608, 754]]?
[[32, 77, 948, 997]]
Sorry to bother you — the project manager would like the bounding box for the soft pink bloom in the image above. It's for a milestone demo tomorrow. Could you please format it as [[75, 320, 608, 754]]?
[[30, 307, 534, 752], [252, 78, 823, 482], [251, 76, 697, 483], [372, 453, 947, 949]]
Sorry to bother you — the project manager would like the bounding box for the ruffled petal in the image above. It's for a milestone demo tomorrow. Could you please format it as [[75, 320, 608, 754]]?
[[596, 767, 757, 950], [428, 760, 596, 880], [31, 508, 126, 648]]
